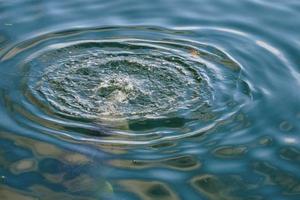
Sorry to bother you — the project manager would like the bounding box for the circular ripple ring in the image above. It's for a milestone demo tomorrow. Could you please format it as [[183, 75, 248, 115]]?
[[0, 27, 250, 145]]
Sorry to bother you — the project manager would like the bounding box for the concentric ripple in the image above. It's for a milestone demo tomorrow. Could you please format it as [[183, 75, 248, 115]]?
[[33, 45, 207, 119], [0, 27, 250, 145]]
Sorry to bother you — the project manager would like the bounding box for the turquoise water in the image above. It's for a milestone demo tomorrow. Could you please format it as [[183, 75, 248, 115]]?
[[0, 0, 300, 199]]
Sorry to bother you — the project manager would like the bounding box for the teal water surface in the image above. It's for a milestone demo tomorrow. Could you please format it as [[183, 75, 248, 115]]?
[[0, 0, 300, 199]]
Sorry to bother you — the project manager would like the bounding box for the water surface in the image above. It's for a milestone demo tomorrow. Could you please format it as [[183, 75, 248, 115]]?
[[0, 0, 300, 199]]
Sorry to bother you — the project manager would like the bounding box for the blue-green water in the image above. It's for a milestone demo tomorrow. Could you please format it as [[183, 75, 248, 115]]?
[[0, 0, 300, 199]]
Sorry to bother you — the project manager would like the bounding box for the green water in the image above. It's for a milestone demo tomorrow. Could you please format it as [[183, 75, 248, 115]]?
[[0, 0, 300, 199]]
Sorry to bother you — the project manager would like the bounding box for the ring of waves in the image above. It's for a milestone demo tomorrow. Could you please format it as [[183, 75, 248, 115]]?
[[0, 26, 251, 145]]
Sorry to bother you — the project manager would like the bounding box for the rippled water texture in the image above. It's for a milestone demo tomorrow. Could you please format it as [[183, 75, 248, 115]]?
[[1, 27, 250, 144], [1, 0, 300, 200]]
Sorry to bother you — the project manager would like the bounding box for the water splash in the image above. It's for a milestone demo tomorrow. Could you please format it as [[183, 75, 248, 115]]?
[[0, 27, 250, 145]]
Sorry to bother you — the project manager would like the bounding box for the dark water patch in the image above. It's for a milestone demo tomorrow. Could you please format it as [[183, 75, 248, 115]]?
[[109, 155, 200, 171], [119, 179, 179, 200], [213, 145, 247, 158], [279, 147, 300, 162], [253, 161, 300, 196], [0, 132, 114, 199], [190, 174, 260, 200]]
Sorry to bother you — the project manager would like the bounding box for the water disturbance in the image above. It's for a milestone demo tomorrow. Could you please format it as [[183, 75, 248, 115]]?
[[0, 27, 249, 145], [0, 0, 300, 200]]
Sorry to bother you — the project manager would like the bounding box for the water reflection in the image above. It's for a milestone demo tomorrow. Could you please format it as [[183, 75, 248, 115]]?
[[10, 159, 37, 174], [191, 174, 236, 200], [190, 174, 262, 200], [279, 121, 294, 132], [109, 155, 200, 171], [0, 185, 36, 200], [213, 146, 247, 158], [253, 161, 300, 195], [280, 147, 300, 162], [119, 179, 179, 200], [0, 132, 113, 199]]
